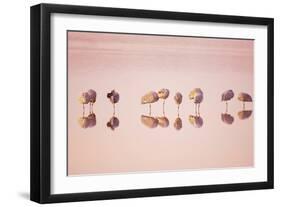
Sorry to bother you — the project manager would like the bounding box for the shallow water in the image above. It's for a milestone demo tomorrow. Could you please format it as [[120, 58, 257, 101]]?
[[67, 31, 254, 176]]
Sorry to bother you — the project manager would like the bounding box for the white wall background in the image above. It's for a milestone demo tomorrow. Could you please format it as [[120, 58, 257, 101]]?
[[0, 0, 279, 206]]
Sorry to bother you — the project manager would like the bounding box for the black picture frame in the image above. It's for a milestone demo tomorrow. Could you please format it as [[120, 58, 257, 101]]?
[[30, 3, 274, 204]]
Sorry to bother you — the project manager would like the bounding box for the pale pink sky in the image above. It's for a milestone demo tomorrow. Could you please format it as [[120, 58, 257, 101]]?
[[67, 31, 254, 176]]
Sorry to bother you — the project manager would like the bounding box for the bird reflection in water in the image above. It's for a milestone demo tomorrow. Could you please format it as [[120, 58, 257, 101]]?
[[238, 110, 252, 120], [107, 116, 119, 130], [221, 90, 235, 125], [237, 92, 253, 120], [156, 89, 170, 128], [189, 88, 203, 115], [107, 90, 120, 130], [76, 88, 255, 131], [141, 114, 170, 129], [141, 115, 158, 128], [78, 112, 96, 129], [174, 92, 183, 130], [188, 115, 203, 128], [221, 113, 234, 125], [156, 116, 169, 128], [141, 109, 170, 129]]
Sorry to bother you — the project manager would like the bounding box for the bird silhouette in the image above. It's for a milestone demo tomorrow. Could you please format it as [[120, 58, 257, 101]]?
[[141, 91, 159, 115], [174, 92, 182, 113], [189, 88, 203, 115], [88, 89, 96, 105], [107, 90, 119, 115], [188, 115, 203, 128], [221, 89, 234, 111], [237, 110, 252, 120], [238, 92, 252, 110], [87, 89, 97, 113], [221, 90, 235, 125], [174, 92, 183, 105], [158, 89, 169, 114], [141, 115, 158, 128]]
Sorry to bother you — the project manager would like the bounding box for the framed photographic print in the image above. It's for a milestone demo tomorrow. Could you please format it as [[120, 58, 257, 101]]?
[[30, 3, 274, 203]]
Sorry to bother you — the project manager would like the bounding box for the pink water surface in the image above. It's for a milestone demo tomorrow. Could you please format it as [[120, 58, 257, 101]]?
[[67, 31, 254, 176]]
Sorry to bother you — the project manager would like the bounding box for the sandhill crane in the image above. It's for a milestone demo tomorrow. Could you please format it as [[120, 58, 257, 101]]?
[[174, 92, 183, 105], [156, 116, 169, 128], [238, 92, 252, 109], [238, 110, 252, 120], [107, 90, 120, 115], [78, 92, 90, 116], [221, 89, 234, 112], [221, 113, 234, 125], [141, 91, 159, 115], [87, 113, 96, 128], [78, 111, 96, 129], [189, 88, 203, 114]]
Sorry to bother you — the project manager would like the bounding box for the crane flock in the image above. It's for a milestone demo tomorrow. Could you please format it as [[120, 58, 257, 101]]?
[[77, 88, 253, 130]]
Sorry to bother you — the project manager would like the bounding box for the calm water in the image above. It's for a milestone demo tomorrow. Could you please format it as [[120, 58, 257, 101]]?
[[67, 32, 254, 176]]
